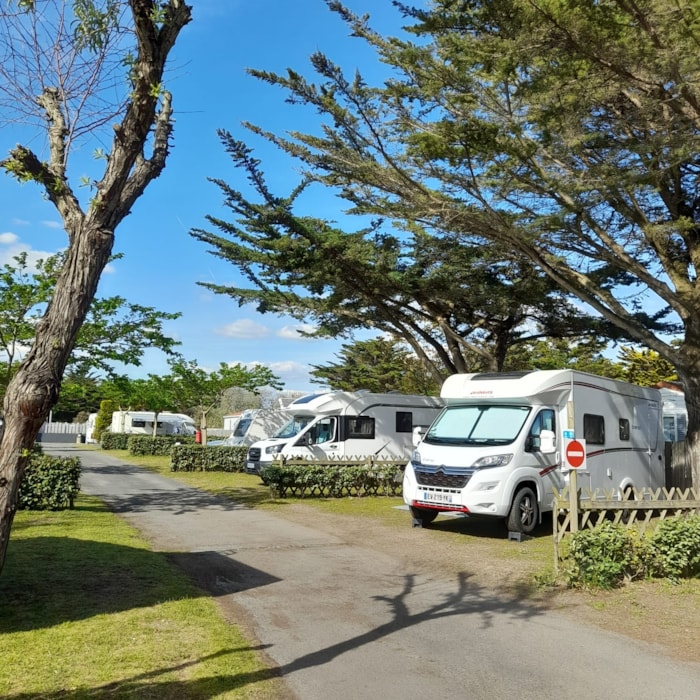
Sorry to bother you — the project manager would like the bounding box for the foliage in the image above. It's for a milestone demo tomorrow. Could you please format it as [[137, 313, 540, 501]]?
[[0, 252, 180, 385], [127, 434, 194, 457], [100, 431, 129, 450], [170, 444, 248, 472], [648, 516, 700, 581], [260, 460, 404, 498], [617, 346, 679, 387], [93, 398, 115, 441], [310, 336, 442, 394], [17, 454, 80, 510]]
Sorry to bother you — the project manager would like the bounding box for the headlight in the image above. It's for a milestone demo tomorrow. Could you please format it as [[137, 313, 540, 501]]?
[[411, 450, 421, 464], [265, 443, 286, 455], [472, 453, 513, 468]]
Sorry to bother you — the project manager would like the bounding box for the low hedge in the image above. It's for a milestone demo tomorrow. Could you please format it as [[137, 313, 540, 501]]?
[[101, 432, 130, 451], [260, 461, 404, 498], [19, 454, 80, 510], [564, 516, 700, 588], [128, 434, 195, 456], [170, 444, 248, 472]]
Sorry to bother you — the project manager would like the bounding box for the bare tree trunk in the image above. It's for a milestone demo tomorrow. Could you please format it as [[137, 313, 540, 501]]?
[[676, 367, 700, 491], [0, 0, 192, 575]]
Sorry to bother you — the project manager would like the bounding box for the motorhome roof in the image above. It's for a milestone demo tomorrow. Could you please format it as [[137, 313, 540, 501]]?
[[441, 369, 660, 404], [286, 391, 443, 415]]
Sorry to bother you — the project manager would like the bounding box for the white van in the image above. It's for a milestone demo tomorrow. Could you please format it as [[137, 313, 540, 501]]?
[[245, 391, 444, 475], [404, 370, 665, 533], [110, 410, 196, 437]]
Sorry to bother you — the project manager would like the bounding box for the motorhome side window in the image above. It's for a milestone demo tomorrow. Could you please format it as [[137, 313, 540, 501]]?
[[396, 411, 413, 433], [132, 420, 146, 428], [344, 416, 375, 439], [525, 410, 555, 452], [309, 417, 336, 444], [583, 414, 605, 444], [619, 418, 630, 441]]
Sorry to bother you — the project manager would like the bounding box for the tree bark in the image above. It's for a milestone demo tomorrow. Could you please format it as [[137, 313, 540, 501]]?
[[0, 0, 191, 575]]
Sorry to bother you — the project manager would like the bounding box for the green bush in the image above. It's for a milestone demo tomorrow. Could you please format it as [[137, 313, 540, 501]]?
[[170, 444, 247, 472], [101, 432, 130, 450], [128, 434, 195, 456], [18, 455, 80, 510], [564, 521, 645, 589], [260, 462, 403, 498], [648, 515, 700, 581]]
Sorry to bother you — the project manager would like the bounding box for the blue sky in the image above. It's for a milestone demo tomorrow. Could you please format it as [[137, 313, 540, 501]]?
[[0, 1, 412, 393]]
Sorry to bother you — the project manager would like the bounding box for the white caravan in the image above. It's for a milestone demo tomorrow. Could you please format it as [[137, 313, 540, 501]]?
[[213, 408, 289, 447], [245, 391, 444, 475], [404, 370, 665, 533], [659, 385, 687, 442], [110, 410, 196, 436]]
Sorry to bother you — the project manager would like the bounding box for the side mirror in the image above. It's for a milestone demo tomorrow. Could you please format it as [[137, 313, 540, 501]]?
[[412, 426, 424, 447], [295, 432, 312, 447], [539, 429, 556, 454]]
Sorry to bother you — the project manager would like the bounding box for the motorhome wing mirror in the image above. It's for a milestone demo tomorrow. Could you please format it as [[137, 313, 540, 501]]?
[[412, 426, 424, 447], [539, 429, 556, 454], [295, 432, 312, 447]]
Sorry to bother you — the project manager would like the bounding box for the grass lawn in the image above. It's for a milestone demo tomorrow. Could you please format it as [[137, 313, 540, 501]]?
[[0, 493, 290, 699]]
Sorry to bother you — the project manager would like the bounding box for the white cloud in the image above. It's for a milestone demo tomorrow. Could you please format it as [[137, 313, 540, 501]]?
[[277, 323, 317, 340], [10, 218, 29, 226], [0, 236, 57, 269], [0, 232, 19, 244], [215, 319, 270, 339], [40, 220, 63, 230]]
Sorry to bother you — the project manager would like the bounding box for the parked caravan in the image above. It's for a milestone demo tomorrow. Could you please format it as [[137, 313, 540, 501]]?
[[659, 384, 688, 443], [211, 408, 289, 447], [404, 370, 665, 533], [245, 391, 444, 475], [110, 410, 196, 436]]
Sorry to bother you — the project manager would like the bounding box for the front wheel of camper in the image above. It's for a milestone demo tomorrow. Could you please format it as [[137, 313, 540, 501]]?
[[507, 487, 538, 535], [410, 507, 438, 527]]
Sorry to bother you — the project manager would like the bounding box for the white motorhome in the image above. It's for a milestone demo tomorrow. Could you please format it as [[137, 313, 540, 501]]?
[[212, 408, 289, 447], [659, 384, 688, 442], [245, 391, 444, 475], [110, 410, 196, 436], [404, 370, 665, 534]]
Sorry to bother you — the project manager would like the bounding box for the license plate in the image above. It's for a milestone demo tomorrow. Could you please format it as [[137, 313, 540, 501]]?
[[246, 462, 256, 472], [422, 491, 452, 504]]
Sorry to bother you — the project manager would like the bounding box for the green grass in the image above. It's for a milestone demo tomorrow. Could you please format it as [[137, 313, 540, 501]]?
[[0, 494, 289, 699]]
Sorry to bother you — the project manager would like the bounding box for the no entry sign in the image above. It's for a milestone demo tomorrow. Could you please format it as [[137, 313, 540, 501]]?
[[565, 439, 586, 469]]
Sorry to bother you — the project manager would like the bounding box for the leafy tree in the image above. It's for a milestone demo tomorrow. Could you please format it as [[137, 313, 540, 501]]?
[[310, 337, 442, 394], [167, 358, 282, 444], [202, 0, 700, 486], [93, 399, 116, 442], [617, 347, 678, 387], [121, 374, 180, 437], [0, 251, 181, 395], [0, 0, 191, 574], [50, 373, 104, 422]]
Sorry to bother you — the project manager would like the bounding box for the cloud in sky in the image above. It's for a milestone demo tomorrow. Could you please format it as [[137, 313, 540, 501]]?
[[215, 318, 270, 339], [277, 323, 317, 340], [0, 233, 56, 269]]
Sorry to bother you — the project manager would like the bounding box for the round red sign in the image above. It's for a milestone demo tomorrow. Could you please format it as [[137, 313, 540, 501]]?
[[565, 439, 585, 468]]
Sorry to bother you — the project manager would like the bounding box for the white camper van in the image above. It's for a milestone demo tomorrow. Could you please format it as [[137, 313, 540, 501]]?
[[212, 408, 289, 447], [245, 391, 444, 475], [110, 410, 196, 436], [404, 370, 665, 533]]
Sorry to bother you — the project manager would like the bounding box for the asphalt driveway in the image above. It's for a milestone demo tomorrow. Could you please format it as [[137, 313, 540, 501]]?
[[45, 444, 700, 700]]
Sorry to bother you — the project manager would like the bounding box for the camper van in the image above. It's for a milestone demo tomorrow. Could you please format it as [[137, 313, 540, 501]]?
[[110, 410, 196, 437], [245, 391, 444, 475], [211, 408, 289, 447], [404, 370, 665, 533]]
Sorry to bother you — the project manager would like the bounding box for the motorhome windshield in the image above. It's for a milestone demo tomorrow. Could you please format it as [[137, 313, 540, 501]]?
[[425, 404, 531, 446], [233, 417, 252, 437], [274, 416, 313, 439]]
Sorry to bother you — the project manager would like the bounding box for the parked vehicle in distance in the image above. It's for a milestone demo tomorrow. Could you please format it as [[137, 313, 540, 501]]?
[[209, 408, 289, 447], [404, 370, 665, 534], [108, 410, 196, 437], [245, 391, 444, 475]]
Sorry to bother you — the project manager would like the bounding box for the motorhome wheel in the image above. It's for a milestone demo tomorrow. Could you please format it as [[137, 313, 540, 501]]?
[[507, 486, 538, 534], [410, 506, 438, 527]]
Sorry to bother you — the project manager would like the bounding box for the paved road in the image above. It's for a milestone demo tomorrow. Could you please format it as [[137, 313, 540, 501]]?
[[47, 444, 700, 699]]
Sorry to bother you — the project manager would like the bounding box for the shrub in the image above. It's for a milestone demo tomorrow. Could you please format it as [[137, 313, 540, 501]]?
[[18, 455, 80, 510], [170, 444, 247, 472], [564, 521, 645, 589], [101, 432, 130, 450], [648, 515, 700, 581], [128, 435, 195, 456]]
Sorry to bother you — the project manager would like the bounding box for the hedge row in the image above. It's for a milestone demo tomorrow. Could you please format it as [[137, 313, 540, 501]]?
[[19, 454, 80, 510], [260, 462, 403, 498], [170, 444, 248, 472], [564, 516, 700, 588], [100, 433, 195, 454]]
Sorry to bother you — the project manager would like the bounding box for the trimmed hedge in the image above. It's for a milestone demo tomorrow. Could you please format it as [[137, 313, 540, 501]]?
[[19, 454, 80, 510], [564, 516, 700, 588], [101, 432, 130, 450], [128, 434, 195, 456], [260, 462, 404, 498], [170, 444, 248, 472]]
